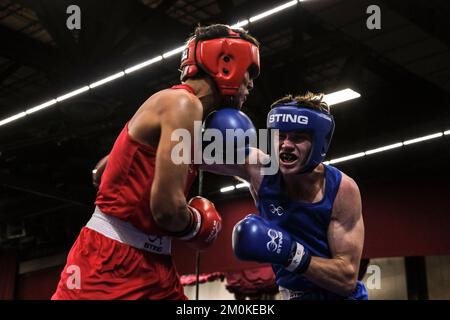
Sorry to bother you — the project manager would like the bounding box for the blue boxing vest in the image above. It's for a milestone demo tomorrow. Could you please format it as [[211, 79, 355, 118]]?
[[257, 164, 368, 300]]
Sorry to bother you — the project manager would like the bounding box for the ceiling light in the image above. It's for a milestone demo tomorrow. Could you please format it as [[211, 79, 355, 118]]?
[[56, 86, 90, 102], [124, 56, 163, 74], [403, 132, 443, 145], [89, 72, 125, 89], [249, 0, 298, 23], [324, 88, 361, 106], [220, 186, 236, 193]]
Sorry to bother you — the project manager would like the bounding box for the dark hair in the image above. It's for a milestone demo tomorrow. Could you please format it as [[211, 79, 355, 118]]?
[[271, 92, 331, 114], [189, 24, 259, 47]]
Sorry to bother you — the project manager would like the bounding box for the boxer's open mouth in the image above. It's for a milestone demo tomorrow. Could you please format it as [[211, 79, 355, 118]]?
[[280, 152, 298, 163]]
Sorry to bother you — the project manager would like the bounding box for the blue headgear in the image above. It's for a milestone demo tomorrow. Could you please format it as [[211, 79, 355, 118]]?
[[267, 102, 335, 173]]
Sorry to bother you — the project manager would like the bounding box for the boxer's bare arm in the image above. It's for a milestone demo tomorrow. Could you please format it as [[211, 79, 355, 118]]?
[[150, 93, 203, 232], [303, 174, 364, 296], [92, 154, 109, 187], [200, 148, 267, 193]]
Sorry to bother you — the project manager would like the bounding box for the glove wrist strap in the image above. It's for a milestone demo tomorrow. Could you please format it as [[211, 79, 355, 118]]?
[[177, 206, 202, 240], [286, 242, 311, 274]]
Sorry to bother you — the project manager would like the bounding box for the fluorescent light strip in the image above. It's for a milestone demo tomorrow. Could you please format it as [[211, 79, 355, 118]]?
[[403, 132, 443, 145], [249, 0, 298, 23], [231, 20, 249, 28], [124, 56, 163, 74], [220, 186, 235, 193], [236, 182, 250, 189], [324, 88, 361, 106], [2, 2, 306, 127], [162, 46, 186, 59], [3, 83, 356, 127], [329, 132, 446, 165], [218, 130, 449, 193], [364, 142, 403, 155], [25, 99, 57, 115], [56, 86, 90, 102], [329, 152, 365, 164], [89, 72, 125, 89], [0, 112, 27, 127]]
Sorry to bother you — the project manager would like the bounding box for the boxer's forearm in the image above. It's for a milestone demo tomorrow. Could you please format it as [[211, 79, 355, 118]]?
[[303, 256, 358, 296], [200, 148, 259, 178], [199, 163, 247, 178]]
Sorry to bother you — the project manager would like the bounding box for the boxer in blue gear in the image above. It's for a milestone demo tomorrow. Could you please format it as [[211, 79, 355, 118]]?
[[203, 92, 368, 300]]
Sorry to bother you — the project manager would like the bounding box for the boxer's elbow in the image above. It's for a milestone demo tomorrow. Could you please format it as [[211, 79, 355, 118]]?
[[338, 265, 358, 296], [150, 192, 188, 232]]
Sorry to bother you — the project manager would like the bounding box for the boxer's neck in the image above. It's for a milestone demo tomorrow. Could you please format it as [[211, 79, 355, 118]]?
[[184, 78, 219, 116], [282, 164, 325, 203]]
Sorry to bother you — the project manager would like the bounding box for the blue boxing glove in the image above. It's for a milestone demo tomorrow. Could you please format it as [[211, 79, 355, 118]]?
[[232, 214, 311, 274], [203, 108, 256, 164]]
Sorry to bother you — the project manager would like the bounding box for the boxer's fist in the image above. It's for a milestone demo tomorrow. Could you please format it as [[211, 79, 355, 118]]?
[[180, 196, 222, 251], [232, 215, 311, 274], [203, 108, 256, 163]]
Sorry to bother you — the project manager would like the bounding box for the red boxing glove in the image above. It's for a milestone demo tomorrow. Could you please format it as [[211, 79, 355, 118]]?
[[179, 196, 222, 251]]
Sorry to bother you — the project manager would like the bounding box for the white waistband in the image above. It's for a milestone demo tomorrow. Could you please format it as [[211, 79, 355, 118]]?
[[86, 207, 171, 255]]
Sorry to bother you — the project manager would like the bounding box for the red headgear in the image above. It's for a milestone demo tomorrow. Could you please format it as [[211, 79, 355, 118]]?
[[179, 27, 260, 106]]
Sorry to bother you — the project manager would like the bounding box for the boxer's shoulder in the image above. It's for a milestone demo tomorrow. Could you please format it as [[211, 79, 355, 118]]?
[[159, 88, 202, 118], [332, 172, 362, 220], [138, 88, 202, 121], [128, 88, 202, 144], [338, 172, 359, 191]]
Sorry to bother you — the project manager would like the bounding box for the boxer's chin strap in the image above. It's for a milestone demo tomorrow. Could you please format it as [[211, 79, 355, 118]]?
[[285, 242, 311, 274]]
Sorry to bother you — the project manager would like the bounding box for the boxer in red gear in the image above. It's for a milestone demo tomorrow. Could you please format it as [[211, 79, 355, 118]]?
[[52, 24, 259, 300]]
